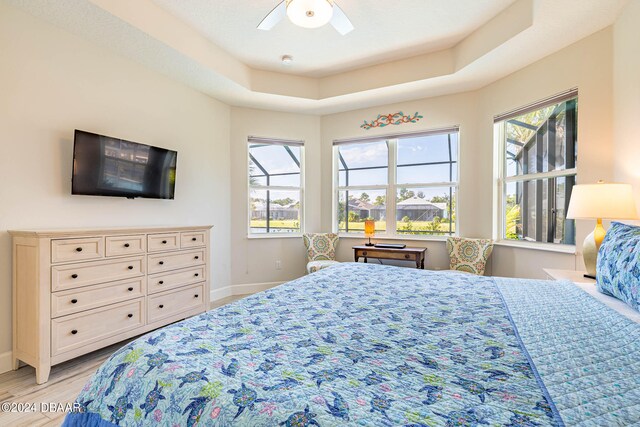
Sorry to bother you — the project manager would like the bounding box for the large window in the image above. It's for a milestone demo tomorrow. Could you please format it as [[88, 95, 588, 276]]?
[[334, 128, 458, 237], [248, 137, 303, 235], [495, 89, 577, 245]]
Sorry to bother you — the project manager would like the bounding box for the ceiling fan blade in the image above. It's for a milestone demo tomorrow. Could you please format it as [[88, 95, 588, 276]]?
[[330, 2, 354, 35], [257, 1, 286, 31]]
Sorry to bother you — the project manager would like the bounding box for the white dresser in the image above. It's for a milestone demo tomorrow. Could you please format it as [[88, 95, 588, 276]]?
[[10, 225, 212, 384]]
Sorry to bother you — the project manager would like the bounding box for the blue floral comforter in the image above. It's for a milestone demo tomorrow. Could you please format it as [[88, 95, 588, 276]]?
[[63, 263, 640, 427]]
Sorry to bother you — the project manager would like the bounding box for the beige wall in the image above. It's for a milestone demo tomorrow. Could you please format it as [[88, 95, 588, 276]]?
[[613, 0, 640, 214], [321, 28, 615, 277], [229, 108, 322, 288], [0, 4, 231, 370]]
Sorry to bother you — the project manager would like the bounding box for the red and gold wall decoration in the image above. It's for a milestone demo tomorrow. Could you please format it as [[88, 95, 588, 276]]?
[[360, 111, 423, 130]]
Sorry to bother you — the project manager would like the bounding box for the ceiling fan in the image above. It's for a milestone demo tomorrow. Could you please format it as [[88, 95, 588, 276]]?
[[258, 0, 354, 35]]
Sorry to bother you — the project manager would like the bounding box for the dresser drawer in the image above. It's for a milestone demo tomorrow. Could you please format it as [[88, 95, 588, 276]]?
[[51, 237, 104, 264], [148, 284, 204, 324], [147, 233, 180, 252], [51, 298, 144, 356], [148, 266, 205, 294], [51, 256, 145, 292], [106, 235, 146, 257], [147, 249, 205, 274], [181, 231, 206, 248], [51, 277, 145, 318]]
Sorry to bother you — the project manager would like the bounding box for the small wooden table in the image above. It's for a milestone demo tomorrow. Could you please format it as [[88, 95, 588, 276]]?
[[353, 245, 427, 269]]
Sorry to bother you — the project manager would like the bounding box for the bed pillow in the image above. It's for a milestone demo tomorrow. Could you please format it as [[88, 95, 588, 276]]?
[[597, 221, 640, 311]]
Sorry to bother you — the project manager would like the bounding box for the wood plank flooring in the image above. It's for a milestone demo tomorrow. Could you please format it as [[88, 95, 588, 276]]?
[[0, 295, 249, 427]]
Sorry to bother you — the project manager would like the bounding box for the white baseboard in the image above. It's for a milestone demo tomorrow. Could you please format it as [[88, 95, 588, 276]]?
[[210, 281, 283, 302], [0, 350, 14, 375], [210, 286, 232, 302]]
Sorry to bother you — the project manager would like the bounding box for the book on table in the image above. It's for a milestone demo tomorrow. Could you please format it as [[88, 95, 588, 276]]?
[[374, 243, 406, 249]]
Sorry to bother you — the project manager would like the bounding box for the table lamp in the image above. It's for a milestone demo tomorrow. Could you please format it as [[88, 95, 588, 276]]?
[[364, 219, 375, 246], [567, 181, 638, 278]]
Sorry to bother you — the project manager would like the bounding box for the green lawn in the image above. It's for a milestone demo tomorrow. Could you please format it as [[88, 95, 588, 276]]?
[[250, 219, 454, 234], [340, 220, 455, 234], [250, 220, 299, 230]]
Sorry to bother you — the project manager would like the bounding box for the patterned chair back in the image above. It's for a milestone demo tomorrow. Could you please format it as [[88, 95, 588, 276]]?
[[446, 237, 494, 275], [303, 233, 339, 262]]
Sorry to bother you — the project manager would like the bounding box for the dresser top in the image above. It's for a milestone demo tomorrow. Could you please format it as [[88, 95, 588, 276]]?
[[9, 225, 213, 238]]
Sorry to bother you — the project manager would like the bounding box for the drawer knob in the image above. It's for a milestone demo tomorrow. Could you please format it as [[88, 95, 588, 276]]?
[[128, 265, 134, 270], [159, 281, 164, 285], [405, 254, 410, 259], [127, 287, 134, 292], [159, 304, 164, 309], [71, 329, 78, 335], [159, 261, 164, 265], [71, 299, 78, 304], [124, 243, 130, 248], [192, 237, 197, 241], [76, 247, 83, 252], [194, 256, 199, 260], [194, 294, 199, 298], [127, 313, 133, 318], [162, 240, 167, 244], [71, 274, 78, 279], [362, 251, 367, 256], [194, 273, 199, 277]]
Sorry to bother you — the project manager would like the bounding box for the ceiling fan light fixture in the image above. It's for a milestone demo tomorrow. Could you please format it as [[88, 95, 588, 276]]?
[[286, 0, 333, 29]]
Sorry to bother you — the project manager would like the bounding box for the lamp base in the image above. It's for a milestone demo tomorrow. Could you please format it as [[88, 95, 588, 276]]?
[[582, 219, 606, 278], [365, 243, 374, 246]]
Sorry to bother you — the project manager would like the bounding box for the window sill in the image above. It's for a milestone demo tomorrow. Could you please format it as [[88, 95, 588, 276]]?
[[247, 234, 302, 240], [338, 234, 450, 242], [494, 240, 576, 254]]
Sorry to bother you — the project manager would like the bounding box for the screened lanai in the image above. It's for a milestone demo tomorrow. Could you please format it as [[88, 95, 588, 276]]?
[[249, 139, 302, 234], [336, 131, 458, 236], [502, 96, 577, 245]]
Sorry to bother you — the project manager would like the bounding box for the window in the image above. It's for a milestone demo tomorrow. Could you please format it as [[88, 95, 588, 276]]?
[[334, 128, 458, 237], [248, 137, 303, 235], [495, 89, 577, 245]]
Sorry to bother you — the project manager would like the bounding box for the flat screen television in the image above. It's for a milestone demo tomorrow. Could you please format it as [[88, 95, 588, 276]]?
[[72, 130, 177, 199]]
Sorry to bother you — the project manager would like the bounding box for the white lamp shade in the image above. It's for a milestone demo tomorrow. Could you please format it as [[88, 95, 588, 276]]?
[[567, 182, 638, 220], [287, 0, 333, 28]]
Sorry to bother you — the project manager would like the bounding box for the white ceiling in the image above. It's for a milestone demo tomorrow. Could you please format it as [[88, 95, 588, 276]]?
[[4, 0, 630, 114], [152, 0, 516, 77]]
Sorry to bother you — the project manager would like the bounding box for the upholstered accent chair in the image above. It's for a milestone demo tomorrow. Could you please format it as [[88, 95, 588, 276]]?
[[446, 237, 494, 275], [303, 233, 340, 274]]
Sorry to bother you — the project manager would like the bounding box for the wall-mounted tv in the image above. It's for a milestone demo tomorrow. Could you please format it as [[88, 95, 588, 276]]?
[[72, 130, 177, 199]]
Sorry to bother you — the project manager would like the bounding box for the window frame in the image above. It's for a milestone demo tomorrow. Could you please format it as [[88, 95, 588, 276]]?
[[494, 90, 578, 250], [247, 137, 305, 239], [332, 127, 460, 240]]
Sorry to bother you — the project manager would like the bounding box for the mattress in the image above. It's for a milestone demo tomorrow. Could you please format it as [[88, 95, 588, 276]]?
[[62, 263, 640, 426]]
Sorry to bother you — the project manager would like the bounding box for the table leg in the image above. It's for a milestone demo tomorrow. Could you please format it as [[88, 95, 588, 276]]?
[[364, 258, 368, 263], [354, 254, 359, 262], [421, 258, 425, 269], [416, 259, 420, 269]]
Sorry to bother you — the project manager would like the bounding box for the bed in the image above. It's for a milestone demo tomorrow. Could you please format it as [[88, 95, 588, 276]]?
[[63, 262, 640, 427]]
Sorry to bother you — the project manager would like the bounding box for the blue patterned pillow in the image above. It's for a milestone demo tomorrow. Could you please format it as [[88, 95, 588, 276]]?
[[597, 222, 640, 311]]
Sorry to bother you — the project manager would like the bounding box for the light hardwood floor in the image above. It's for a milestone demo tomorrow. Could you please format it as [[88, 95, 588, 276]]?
[[0, 295, 249, 427]]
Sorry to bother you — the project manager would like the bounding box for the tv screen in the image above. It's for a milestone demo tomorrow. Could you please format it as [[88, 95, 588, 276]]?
[[72, 130, 177, 199]]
